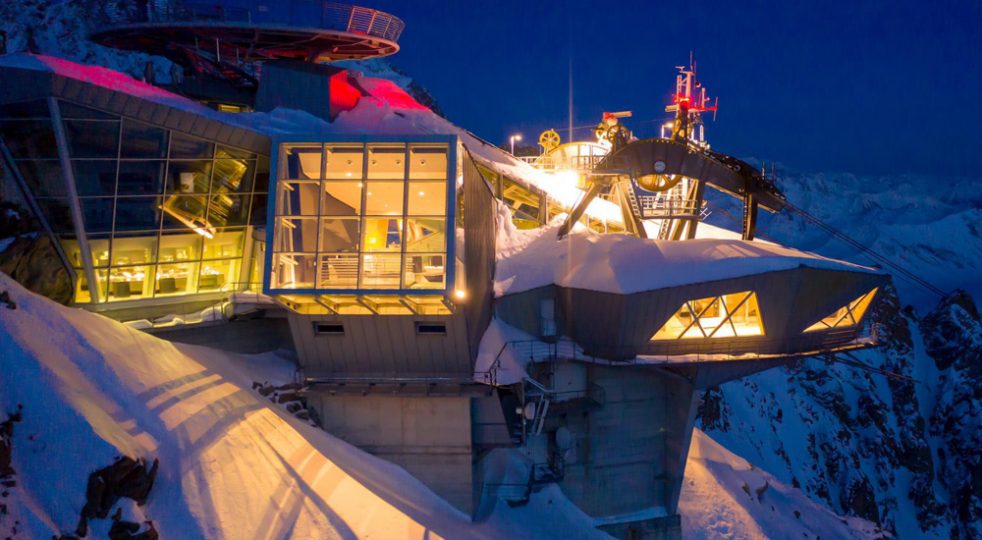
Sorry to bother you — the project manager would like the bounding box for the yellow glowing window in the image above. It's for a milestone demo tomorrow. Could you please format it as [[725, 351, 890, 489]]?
[[803, 287, 878, 333], [652, 291, 764, 340]]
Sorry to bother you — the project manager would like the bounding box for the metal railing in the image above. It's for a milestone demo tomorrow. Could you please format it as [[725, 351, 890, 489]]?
[[113, 1, 404, 42], [480, 331, 880, 384]]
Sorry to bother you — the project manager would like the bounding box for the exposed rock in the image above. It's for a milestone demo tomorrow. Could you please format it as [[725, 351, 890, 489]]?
[[76, 457, 158, 536], [0, 236, 72, 305]]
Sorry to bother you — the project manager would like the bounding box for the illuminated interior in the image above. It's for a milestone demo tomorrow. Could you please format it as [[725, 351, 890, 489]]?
[[269, 141, 451, 292], [652, 291, 764, 340], [0, 99, 268, 303], [803, 287, 878, 332]]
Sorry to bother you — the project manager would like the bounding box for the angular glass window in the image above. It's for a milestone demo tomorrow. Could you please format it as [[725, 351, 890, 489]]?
[[120, 121, 167, 158], [158, 233, 201, 263], [160, 195, 210, 234], [213, 150, 254, 192], [109, 264, 153, 301], [275, 181, 320, 216], [249, 192, 268, 226], [360, 253, 401, 288], [274, 216, 318, 253], [199, 258, 240, 292], [804, 288, 879, 332], [16, 159, 65, 197], [407, 181, 446, 215], [364, 181, 404, 215], [405, 218, 445, 252], [409, 145, 447, 180], [169, 134, 213, 159], [325, 145, 363, 179], [167, 161, 212, 194], [404, 253, 445, 290], [74, 269, 108, 304], [111, 234, 157, 266], [117, 161, 166, 196], [36, 198, 74, 233], [73, 160, 117, 197], [115, 197, 163, 232], [0, 119, 59, 159], [271, 253, 317, 289], [367, 144, 405, 179], [317, 253, 358, 288], [64, 119, 119, 158], [253, 155, 270, 192], [362, 217, 402, 252], [205, 193, 250, 228], [281, 144, 322, 180], [319, 218, 360, 252], [87, 235, 112, 268], [320, 181, 362, 215], [203, 230, 244, 260], [81, 197, 115, 233], [154, 261, 198, 296], [652, 291, 764, 340]]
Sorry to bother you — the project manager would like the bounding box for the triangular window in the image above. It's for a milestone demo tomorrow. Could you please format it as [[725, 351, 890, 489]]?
[[803, 287, 878, 333], [652, 291, 764, 340]]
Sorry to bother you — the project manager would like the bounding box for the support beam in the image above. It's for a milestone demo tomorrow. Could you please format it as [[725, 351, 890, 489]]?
[[557, 178, 607, 239], [742, 193, 759, 241], [48, 97, 100, 303]]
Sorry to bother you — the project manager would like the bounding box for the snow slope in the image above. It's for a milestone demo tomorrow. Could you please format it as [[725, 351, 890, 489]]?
[[0, 272, 604, 539]]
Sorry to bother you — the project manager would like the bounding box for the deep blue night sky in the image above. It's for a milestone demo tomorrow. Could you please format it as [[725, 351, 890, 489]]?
[[367, 0, 981, 177]]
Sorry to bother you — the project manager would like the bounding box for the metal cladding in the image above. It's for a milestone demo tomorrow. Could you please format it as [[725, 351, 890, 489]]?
[[496, 266, 888, 361]]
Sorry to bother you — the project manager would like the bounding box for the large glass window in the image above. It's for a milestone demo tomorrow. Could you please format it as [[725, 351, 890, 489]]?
[[804, 288, 878, 332], [1, 98, 268, 304], [652, 291, 764, 340], [270, 141, 453, 292]]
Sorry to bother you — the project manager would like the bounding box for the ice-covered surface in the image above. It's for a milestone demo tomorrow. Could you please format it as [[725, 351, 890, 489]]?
[[493, 213, 880, 297]]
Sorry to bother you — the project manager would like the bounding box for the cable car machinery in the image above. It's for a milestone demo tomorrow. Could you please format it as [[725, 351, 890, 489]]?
[[556, 58, 785, 241]]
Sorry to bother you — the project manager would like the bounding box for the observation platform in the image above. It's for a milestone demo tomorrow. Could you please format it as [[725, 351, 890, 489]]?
[[89, 0, 404, 63]]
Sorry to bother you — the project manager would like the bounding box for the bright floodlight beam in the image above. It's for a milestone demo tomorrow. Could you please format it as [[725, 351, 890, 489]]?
[[509, 134, 523, 155]]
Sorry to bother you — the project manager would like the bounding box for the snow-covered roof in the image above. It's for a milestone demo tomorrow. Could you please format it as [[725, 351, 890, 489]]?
[[494, 219, 882, 297]]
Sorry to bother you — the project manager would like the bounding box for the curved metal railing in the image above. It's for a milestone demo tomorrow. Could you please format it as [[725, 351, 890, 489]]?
[[103, 1, 405, 42]]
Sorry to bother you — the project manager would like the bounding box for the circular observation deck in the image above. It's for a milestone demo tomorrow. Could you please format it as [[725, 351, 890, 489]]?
[[89, 1, 404, 63]]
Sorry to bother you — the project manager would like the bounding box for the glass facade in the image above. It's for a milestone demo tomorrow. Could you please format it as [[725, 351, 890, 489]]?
[[652, 291, 764, 340], [268, 139, 454, 293], [803, 288, 878, 332], [0, 99, 268, 303]]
